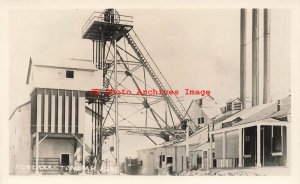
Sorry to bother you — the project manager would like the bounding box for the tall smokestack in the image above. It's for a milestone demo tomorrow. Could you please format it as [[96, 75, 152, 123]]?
[[263, 9, 271, 104], [240, 9, 247, 109], [252, 9, 259, 106]]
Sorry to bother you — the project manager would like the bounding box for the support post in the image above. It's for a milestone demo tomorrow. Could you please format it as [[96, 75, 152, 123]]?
[[185, 122, 189, 170], [201, 150, 204, 169], [256, 125, 261, 167], [114, 26, 120, 175], [209, 133, 213, 168], [238, 128, 243, 167], [82, 136, 86, 171], [286, 125, 290, 167], [35, 132, 39, 174], [222, 132, 226, 168]]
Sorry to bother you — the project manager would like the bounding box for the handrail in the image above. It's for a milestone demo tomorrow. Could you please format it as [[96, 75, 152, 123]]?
[[82, 11, 133, 34]]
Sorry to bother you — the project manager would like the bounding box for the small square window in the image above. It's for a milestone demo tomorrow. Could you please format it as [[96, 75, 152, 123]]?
[[245, 135, 251, 142], [66, 70, 74, 78]]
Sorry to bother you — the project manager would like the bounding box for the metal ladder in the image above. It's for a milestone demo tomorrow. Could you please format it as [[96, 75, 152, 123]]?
[[123, 31, 185, 123]]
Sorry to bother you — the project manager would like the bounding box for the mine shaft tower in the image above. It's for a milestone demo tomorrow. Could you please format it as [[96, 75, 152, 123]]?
[[82, 9, 196, 174]]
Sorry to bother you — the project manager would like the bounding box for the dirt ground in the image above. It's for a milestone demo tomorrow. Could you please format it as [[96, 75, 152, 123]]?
[[178, 167, 290, 176]]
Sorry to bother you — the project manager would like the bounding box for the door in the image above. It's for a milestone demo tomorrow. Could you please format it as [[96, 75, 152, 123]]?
[[166, 157, 173, 174], [196, 154, 202, 169], [244, 127, 256, 167], [61, 154, 70, 167]]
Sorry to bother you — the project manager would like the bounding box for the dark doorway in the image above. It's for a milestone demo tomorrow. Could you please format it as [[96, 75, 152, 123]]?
[[61, 154, 70, 166], [166, 157, 173, 174], [196, 154, 202, 169], [243, 126, 257, 167], [166, 157, 173, 164]]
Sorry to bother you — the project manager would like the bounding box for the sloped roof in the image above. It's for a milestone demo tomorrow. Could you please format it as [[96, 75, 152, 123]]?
[[201, 107, 222, 119], [226, 97, 242, 104], [192, 97, 222, 119], [175, 126, 208, 146], [218, 103, 273, 125], [196, 95, 215, 101], [213, 112, 238, 124], [9, 101, 31, 120], [235, 95, 291, 125]]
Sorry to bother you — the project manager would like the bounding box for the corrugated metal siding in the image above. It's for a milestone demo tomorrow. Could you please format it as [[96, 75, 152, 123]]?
[[214, 133, 223, 159], [225, 130, 239, 158], [31, 88, 85, 135]]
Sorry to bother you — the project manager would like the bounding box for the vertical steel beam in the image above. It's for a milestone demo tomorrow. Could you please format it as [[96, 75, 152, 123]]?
[[240, 9, 247, 108], [263, 9, 271, 104], [114, 26, 120, 175], [252, 9, 260, 106]]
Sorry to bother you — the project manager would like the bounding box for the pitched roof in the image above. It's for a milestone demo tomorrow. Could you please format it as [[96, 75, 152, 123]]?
[[235, 95, 291, 126], [175, 126, 209, 146], [213, 112, 237, 124], [226, 97, 242, 103], [201, 107, 221, 119], [219, 103, 272, 125]]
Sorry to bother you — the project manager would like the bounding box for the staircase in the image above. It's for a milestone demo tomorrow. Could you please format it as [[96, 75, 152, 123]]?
[[122, 31, 185, 123]]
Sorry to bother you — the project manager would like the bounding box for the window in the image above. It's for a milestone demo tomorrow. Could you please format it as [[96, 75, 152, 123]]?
[[159, 155, 162, 168], [66, 70, 74, 78], [226, 103, 232, 111], [199, 99, 203, 106], [201, 117, 205, 124], [245, 135, 251, 142], [233, 102, 242, 110], [198, 117, 205, 125], [272, 126, 282, 153]]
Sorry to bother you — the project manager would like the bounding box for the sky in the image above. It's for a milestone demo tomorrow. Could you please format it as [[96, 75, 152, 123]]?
[[9, 9, 291, 161]]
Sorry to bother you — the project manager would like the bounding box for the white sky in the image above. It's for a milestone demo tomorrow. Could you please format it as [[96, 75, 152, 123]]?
[[9, 9, 290, 161]]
